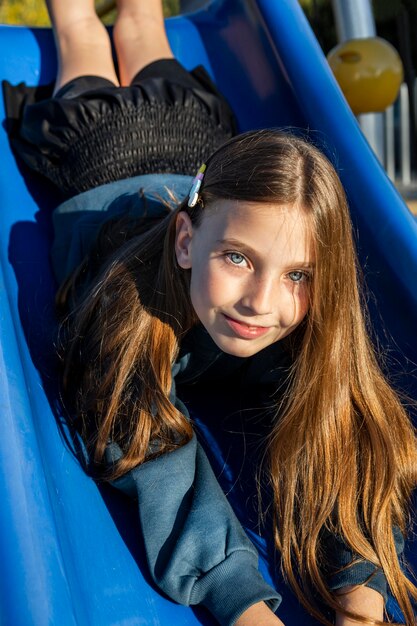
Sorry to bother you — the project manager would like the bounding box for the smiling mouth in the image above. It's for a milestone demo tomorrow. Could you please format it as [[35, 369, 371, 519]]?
[[222, 314, 272, 339]]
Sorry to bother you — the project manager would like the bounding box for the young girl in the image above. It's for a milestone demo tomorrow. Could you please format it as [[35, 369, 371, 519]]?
[[3, 1, 417, 625]]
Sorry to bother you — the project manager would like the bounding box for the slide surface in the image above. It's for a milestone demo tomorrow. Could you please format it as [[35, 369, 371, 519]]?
[[0, 0, 415, 624]]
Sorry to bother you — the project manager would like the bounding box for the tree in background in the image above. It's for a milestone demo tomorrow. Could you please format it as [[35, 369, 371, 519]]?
[[0, 0, 179, 25]]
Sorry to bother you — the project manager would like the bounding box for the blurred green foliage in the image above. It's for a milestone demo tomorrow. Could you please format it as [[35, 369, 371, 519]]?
[[0, 0, 50, 25], [0, 0, 180, 26]]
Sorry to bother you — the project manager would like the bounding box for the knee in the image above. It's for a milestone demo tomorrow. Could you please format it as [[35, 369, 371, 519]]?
[[57, 14, 110, 54]]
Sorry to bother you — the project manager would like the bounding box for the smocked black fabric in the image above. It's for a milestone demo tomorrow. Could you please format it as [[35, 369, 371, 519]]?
[[3, 60, 236, 199]]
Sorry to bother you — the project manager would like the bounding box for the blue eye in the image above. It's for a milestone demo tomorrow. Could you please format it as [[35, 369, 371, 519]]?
[[227, 252, 247, 266], [288, 270, 309, 283]]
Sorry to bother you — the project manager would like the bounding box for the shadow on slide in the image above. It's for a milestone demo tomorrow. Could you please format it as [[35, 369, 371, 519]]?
[[0, 0, 415, 624]]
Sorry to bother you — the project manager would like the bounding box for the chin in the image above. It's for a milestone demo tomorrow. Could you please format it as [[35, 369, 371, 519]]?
[[214, 337, 270, 358]]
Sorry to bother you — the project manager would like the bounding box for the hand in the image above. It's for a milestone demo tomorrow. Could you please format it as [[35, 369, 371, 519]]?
[[335, 585, 384, 625], [235, 601, 285, 626]]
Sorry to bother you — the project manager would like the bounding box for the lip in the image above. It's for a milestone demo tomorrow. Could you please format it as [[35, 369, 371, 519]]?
[[223, 314, 272, 339]]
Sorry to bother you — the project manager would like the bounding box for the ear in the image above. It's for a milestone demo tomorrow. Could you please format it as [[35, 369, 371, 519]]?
[[175, 211, 194, 269]]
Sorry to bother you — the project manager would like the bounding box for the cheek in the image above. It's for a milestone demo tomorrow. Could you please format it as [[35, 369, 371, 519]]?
[[189, 265, 216, 318], [191, 263, 233, 310], [283, 284, 311, 326], [297, 287, 311, 319]]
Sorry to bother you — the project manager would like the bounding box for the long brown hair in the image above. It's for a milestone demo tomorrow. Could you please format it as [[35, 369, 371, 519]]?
[[57, 129, 417, 624]]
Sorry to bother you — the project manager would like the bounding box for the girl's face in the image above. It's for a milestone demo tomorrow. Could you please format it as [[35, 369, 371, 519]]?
[[175, 200, 314, 358]]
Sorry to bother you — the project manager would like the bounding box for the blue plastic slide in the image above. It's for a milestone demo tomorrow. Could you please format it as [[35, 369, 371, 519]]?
[[0, 0, 416, 624]]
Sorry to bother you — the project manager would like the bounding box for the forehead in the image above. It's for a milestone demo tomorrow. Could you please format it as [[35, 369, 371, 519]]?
[[199, 199, 314, 259]]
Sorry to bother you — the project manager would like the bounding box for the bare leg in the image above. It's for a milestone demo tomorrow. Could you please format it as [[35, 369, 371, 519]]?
[[113, 0, 174, 86], [46, 0, 119, 93]]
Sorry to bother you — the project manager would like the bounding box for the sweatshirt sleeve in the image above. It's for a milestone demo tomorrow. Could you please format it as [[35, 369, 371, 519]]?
[[321, 525, 405, 601], [107, 435, 281, 626]]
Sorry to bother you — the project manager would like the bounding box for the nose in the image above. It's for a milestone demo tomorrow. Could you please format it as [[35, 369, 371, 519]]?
[[240, 275, 276, 316]]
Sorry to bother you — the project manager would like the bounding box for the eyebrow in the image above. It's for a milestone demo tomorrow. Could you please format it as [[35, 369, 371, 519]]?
[[216, 238, 315, 267], [216, 238, 258, 256]]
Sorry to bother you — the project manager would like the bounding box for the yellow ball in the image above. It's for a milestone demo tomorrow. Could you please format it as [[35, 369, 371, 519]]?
[[327, 37, 403, 115]]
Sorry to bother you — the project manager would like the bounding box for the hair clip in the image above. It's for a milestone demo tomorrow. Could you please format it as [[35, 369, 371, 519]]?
[[188, 164, 206, 208]]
